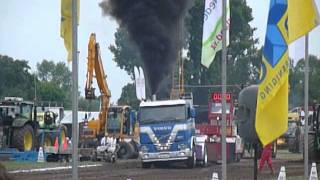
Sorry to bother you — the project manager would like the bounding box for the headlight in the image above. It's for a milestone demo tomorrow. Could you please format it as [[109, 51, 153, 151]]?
[[141, 145, 149, 152], [178, 143, 187, 150]]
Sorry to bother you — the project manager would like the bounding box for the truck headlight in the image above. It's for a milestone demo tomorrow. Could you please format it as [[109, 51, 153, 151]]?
[[178, 144, 187, 150], [141, 145, 149, 152]]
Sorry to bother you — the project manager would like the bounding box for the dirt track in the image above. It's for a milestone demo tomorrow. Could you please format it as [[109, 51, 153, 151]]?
[[9, 150, 315, 180]]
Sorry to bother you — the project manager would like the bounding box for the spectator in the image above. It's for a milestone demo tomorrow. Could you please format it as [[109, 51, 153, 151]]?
[[258, 143, 274, 174], [300, 108, 305, 126]]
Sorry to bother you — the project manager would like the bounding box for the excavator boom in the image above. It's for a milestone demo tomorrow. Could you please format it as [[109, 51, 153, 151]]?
[[84, 33, 111, 138]]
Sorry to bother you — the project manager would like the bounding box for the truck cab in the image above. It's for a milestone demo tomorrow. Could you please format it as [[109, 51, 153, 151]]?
[[139, 99, 200, 168]]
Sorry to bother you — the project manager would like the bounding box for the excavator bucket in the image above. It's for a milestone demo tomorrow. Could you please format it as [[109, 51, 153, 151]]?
[[85, 88, 96, 100]]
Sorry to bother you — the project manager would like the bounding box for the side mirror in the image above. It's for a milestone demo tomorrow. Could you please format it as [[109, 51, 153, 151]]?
[[189, 108, 196, 118]]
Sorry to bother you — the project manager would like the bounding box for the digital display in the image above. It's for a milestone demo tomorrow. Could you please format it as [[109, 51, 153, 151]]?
[[212, 93, 231, 101]]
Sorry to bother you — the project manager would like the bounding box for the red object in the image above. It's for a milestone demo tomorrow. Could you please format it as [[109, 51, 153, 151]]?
[[259, 144, 274, 172], [54, 137, 59, 152], [207, 142, 234, 162], [63, 137, 68, 151]]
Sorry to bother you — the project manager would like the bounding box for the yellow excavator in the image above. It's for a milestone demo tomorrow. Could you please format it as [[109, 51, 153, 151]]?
[[79, 33, 111, 147], [79, 33, 139, 160]]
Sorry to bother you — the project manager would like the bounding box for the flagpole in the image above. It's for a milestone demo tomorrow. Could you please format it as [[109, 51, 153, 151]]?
[[303, 34, 309, 180], [221, 0, 227, 179], [71, 0, 79, 179]]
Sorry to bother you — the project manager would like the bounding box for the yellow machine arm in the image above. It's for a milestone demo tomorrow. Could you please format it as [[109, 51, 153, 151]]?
[[85, 33, 111, 137]]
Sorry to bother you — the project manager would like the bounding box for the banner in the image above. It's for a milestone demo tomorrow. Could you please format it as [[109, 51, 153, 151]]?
[[288, 0, 319, 43], [134, 66, 146, 101], [255, 0, 289, 146], [201, 0, 230, 68], [256, 0, 320, 146], [60, 0, 79, 62]]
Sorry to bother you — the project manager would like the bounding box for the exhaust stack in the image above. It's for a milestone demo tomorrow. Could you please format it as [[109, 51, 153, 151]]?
[[152, 94, 157, 101]]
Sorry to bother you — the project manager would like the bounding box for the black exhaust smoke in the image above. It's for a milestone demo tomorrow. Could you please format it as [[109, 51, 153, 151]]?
[[99, 0, 191, 94]]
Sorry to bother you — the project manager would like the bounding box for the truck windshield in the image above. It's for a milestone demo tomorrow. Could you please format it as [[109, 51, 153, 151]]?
[[211, 103, 231, 114], [140, 105, 186, 124]]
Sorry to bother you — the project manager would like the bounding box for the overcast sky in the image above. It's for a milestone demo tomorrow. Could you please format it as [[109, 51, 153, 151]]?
[[0, 0, 319, 102]]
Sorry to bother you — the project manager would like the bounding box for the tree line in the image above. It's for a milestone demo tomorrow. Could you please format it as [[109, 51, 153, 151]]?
[[0, 55, 99, 110]]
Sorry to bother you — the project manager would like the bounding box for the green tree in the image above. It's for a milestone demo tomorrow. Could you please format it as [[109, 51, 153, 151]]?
[[184, 0, 259, 104], [117, 83, 140, 110], [78, 97, 100, 111], [109, 27, 142, 79], [0, 55, 35, 99], [289, 55, 320, 107], [36, 60, 72, 108]]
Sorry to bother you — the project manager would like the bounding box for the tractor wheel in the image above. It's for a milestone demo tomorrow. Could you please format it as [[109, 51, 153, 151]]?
[[117, 142, 134, 159], [13, 124, 34, 151], [308, 133, 320, 162]]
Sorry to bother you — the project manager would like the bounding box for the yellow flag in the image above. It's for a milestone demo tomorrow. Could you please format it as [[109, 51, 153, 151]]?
[[256, 0, 320, 146], [255, 1, 289, 146], [288, 0, 319, 43], [60, 0, 79, 62]]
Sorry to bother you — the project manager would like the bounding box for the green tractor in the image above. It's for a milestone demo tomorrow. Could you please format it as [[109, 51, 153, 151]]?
[[0, 97, 67, 151]]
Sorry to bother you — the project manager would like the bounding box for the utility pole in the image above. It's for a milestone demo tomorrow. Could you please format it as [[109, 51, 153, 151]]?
[[221, 0, 227, 179], [303, 34, 309, 180], [71, 0, 79, 179]]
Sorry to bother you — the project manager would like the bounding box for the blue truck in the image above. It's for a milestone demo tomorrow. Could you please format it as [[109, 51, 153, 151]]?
[[138, 99, 207, 168]]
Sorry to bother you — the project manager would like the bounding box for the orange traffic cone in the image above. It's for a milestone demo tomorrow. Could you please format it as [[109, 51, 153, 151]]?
[[63, 137, 68, 151], [54, 137, 59, 152]]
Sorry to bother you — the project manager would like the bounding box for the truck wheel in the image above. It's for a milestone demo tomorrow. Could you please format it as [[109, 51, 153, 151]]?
[[117, 142, 134, 159], [201, 146, 208, 167], [187, 148, 196, 168], [13, 124, 34, 151], [129, 140, 139, 159], [142, 162, 152, 168]]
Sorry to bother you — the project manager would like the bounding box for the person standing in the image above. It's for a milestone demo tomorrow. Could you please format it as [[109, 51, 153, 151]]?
[[258, 143, 274, 174], [300, 108, 305, 126]]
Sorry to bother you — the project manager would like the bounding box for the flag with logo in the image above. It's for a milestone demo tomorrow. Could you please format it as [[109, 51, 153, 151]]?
[[255, 0, 319, 146], [201, 0, 230, 68], [60, 0, 79, 62]]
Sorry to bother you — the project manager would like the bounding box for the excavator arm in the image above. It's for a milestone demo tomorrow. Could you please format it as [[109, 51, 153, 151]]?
[[85, 33, 111, 138]]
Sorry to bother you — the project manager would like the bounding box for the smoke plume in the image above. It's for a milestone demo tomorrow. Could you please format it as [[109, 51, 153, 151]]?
[[100, 0, 191, 94]]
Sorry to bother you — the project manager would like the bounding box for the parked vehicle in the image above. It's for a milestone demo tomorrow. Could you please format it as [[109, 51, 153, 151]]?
[[139, 98, 206, 168]]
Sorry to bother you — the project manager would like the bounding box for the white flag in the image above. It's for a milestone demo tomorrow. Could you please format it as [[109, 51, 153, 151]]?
[[201, 0, 230, 68], [134, 66, 141, 100], [134, 66, 146, 101], [139, 67, 146, 100]]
